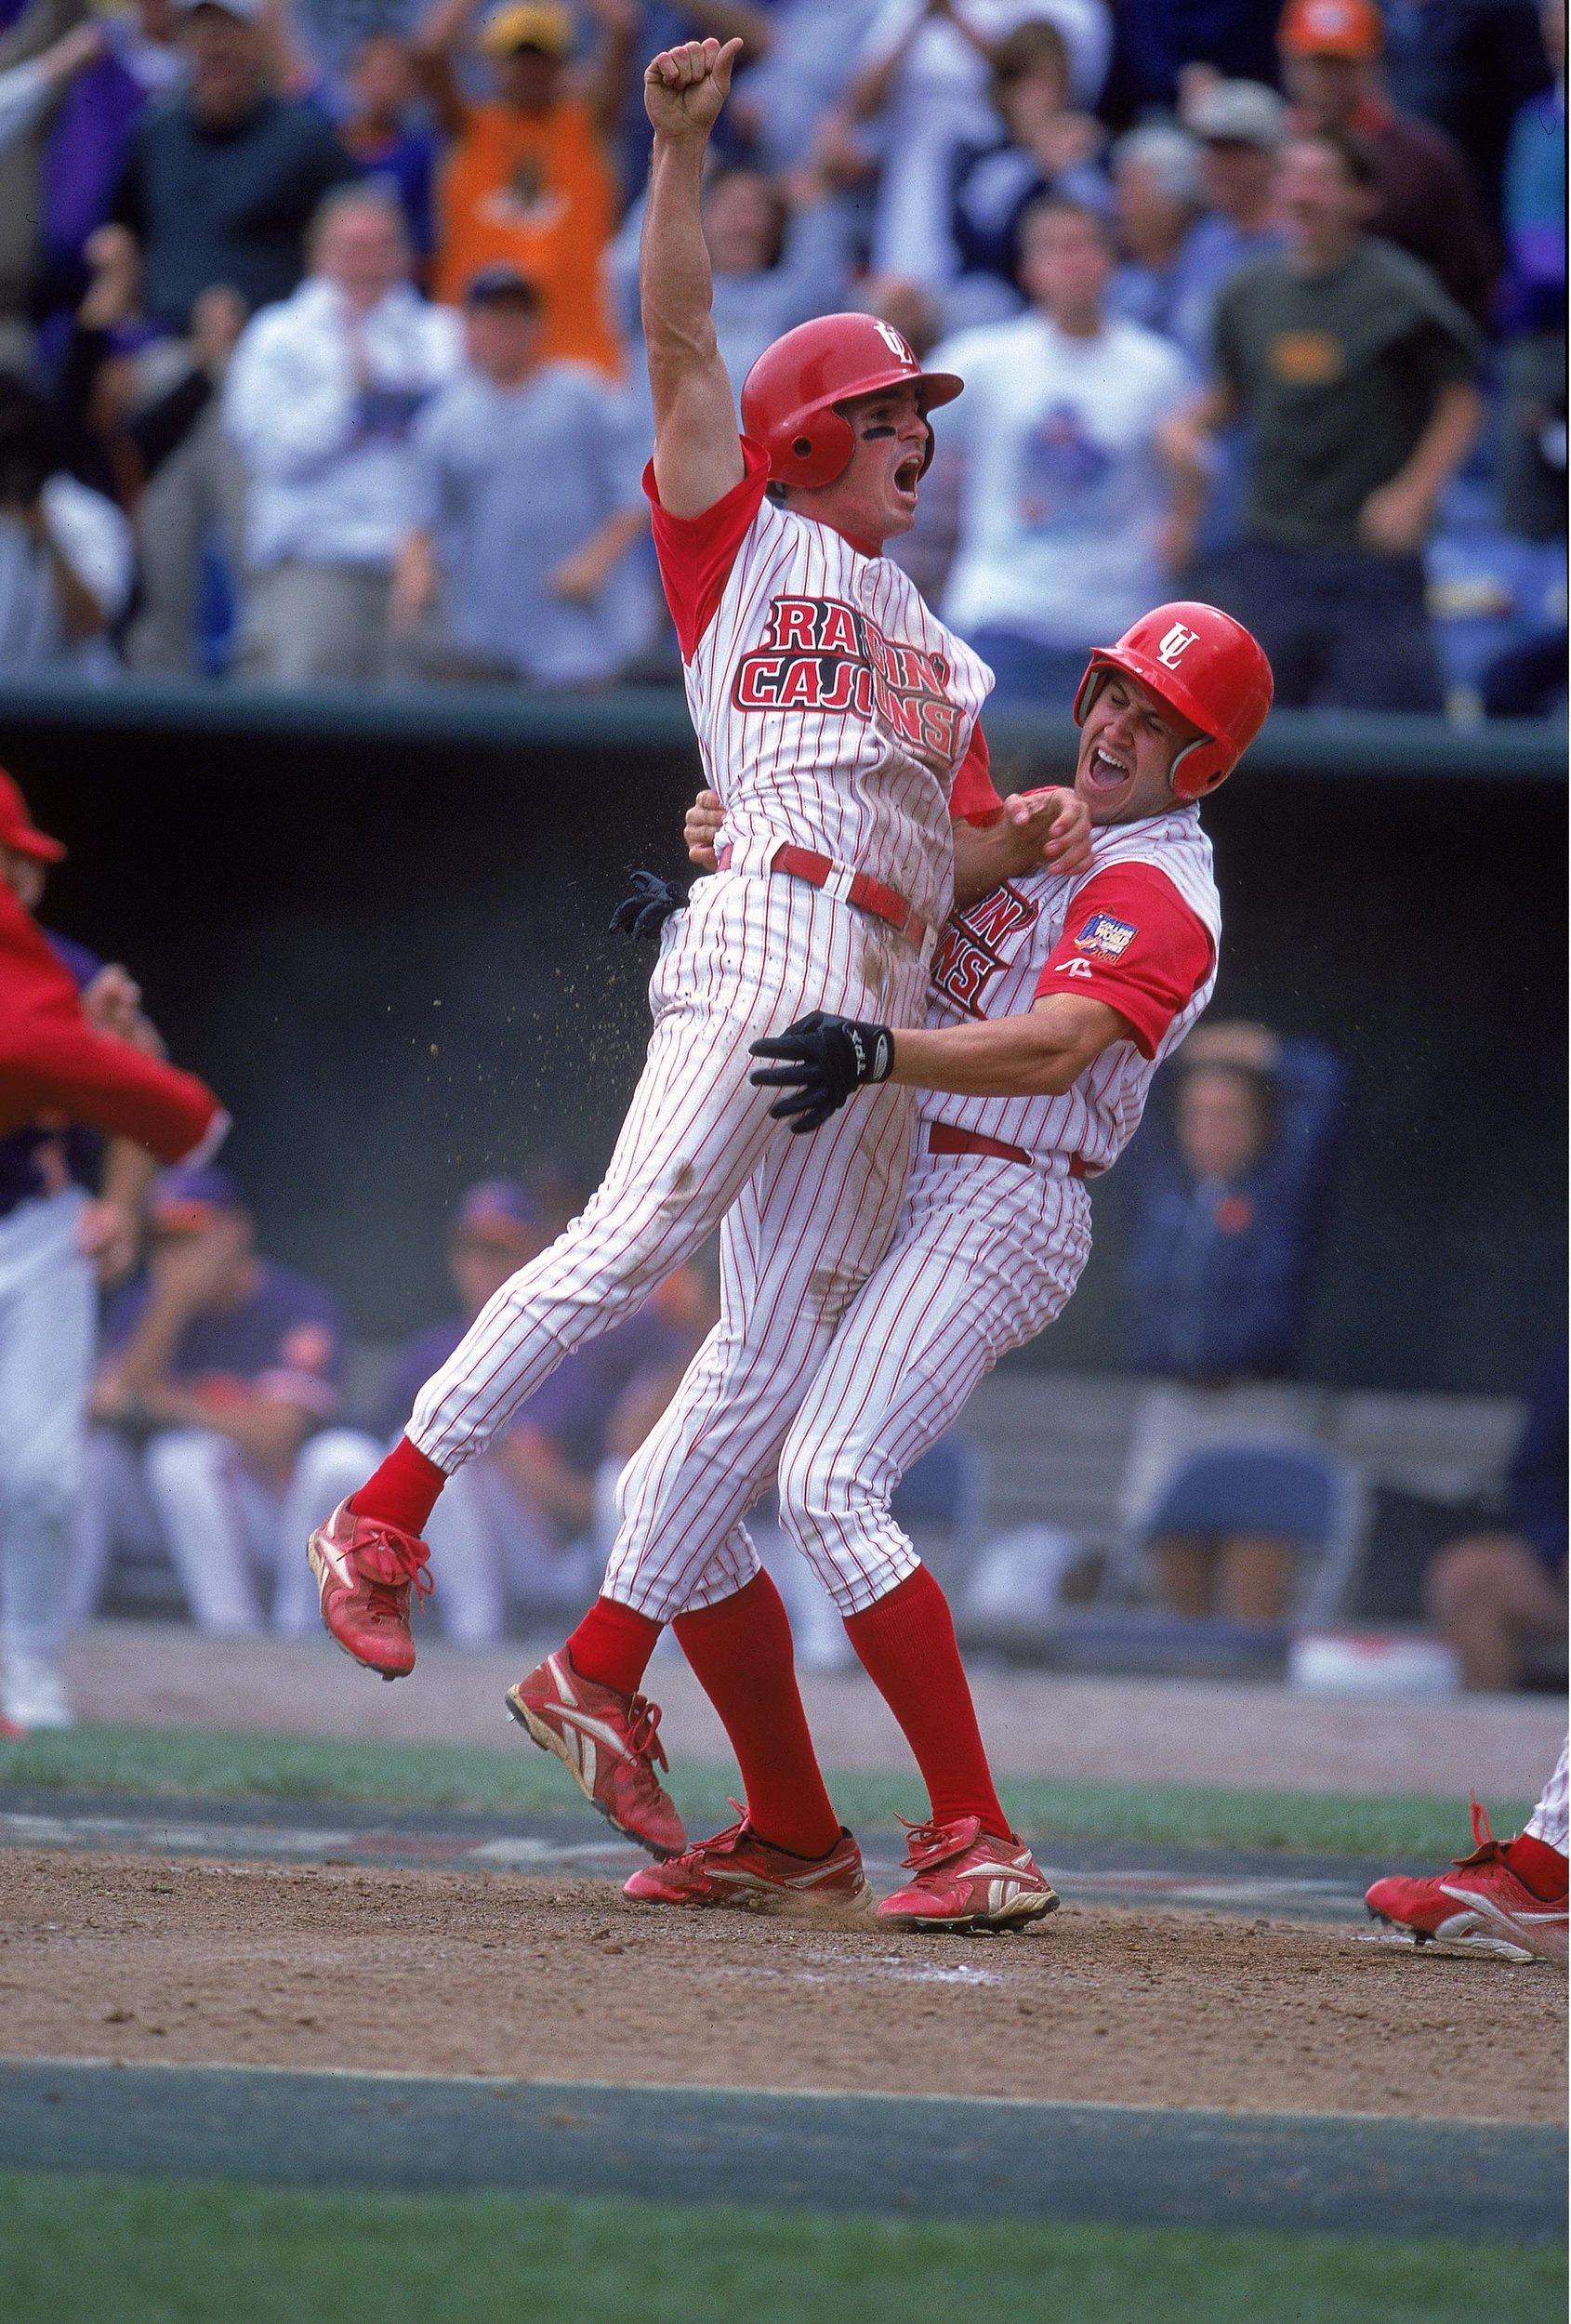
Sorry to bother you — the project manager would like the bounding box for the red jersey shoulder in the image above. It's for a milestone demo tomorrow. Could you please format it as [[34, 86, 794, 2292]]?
[[1036, 859, 1214, 1059], [644, 436, 772, 662]]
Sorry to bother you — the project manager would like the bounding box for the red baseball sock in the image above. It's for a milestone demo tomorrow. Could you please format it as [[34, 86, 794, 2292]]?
[[564, 1597, 663, 1698], [350, 1435, 446, 1535], [1505, 1832, 1568, 1899], [673, 1571, 841, 1861], [843, 1565, 1010, 1838]]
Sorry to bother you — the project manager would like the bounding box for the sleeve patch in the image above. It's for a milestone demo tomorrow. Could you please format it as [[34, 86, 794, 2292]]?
[[1073, 911, 1139, 961]]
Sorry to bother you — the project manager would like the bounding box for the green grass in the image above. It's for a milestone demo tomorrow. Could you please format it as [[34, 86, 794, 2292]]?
[[0, 1723, 1531, 1861], [0, 2172, 1561, 2324]]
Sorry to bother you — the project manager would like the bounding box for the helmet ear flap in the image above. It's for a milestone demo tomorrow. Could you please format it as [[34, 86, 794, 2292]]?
[[1169, 736, 1230, 801], [785, 403, 855, 489]]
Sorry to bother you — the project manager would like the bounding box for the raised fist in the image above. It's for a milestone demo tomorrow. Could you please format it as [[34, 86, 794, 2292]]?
[[644, 35, 743, 142]]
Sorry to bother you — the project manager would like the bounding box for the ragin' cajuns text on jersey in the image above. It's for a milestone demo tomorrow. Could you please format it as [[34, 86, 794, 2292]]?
[[924, 807, 1221, 1172], [645, 439, 999, 932]]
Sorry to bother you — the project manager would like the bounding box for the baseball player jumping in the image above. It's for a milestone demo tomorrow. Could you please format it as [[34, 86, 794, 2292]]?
[[626, 602, 1273, 1927], [310, 36, 1089, 1862]]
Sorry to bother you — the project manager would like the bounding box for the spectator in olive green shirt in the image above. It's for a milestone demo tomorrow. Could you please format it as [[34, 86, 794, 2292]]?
[[1162, 126, 1483, 712]]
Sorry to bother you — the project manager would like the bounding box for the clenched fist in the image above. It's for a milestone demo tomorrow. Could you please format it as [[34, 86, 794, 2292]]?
[[644, 35, 743, 141]]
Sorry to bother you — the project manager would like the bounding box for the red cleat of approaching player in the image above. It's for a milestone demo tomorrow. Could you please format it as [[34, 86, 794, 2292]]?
[[877, 1814, 1059, 1934], [1365, 1802, 1569, 1963], [507, 1649, 685, 1859], [624, 1810, 874, 1913], [308, 1498, 432, 1680]]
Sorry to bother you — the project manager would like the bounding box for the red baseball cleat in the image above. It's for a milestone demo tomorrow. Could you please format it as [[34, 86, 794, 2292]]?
[[1366, 1802, 1569, 1964], [307, 1498, 432, 1681], [876, 1815, 1059, 1934], [507, 1649, 685, 1859], [624, 1809, 874, 1914]]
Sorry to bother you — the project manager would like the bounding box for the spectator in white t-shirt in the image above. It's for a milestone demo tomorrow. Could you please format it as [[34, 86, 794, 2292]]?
[[223, 180, 460, 684], [0, 374, 133, 679], [815, 0, 1112, 288], [391, 265, 653, 685], [929, 194, 1200, 707]]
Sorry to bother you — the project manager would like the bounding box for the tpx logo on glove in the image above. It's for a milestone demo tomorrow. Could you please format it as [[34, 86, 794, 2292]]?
[[848, 1026, 893, 1085]]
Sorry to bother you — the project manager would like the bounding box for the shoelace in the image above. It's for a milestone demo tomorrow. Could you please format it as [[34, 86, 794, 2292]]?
[[624, 1694, 669, 1773], [667, 1806, 750, 1868], [894, 1813, 979, 1871], [355, 1527, 434, 1620], [1448, 1794, 1506, 1869]]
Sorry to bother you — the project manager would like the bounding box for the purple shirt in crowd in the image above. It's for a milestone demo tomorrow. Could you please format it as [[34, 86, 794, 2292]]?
[[103, 1261, 346, 1421]]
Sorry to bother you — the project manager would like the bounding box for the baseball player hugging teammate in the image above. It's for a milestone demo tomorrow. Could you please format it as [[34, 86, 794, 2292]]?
[[308, 33, 1088, 1837]]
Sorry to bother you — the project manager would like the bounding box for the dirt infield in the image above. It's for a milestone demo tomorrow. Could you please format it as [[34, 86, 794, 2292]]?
[[3, 1852, 1563, 2124]]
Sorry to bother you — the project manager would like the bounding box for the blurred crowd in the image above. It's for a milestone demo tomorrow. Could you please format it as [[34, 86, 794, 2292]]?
[[0, 0, 1557, 711]]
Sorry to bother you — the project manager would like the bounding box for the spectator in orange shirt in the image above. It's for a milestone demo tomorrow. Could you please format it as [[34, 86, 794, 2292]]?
[[416, 0, 634, 376]]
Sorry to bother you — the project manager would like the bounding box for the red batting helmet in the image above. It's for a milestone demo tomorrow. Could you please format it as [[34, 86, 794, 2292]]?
[[1073, 602, 1274, 801], [740, 313, 964, 491]]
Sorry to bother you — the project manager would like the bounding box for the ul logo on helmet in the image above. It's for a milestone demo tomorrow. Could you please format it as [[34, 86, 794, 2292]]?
[[1155, 622, 1199, 668], [874, 321, 915, 366]]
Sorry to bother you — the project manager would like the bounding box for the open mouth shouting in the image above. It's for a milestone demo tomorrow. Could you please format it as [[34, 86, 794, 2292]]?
[[1081, 741, 1134, 801], [892, 449, 923, 502]]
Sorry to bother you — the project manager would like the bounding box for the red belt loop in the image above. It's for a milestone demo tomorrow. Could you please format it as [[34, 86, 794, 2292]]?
[[768, 842, 931, 955], [926, 1125, 1091, 1178]]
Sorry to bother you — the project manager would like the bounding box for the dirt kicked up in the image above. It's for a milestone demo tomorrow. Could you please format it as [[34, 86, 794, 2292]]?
[[1, 1851, 1564, 2123]]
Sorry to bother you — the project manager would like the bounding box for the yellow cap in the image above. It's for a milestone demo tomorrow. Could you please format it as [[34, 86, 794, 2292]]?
[[477, 1, 574, 57]]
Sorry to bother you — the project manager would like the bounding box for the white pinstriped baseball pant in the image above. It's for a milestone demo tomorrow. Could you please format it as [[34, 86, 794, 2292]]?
[[1525, 1735, 1570, 1853], [765, 1150, 1092, 1615], [408, 870, 931, 1618]]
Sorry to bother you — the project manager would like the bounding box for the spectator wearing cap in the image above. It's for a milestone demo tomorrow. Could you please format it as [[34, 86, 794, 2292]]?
[[947, 20, 1108, 324], [109, 0, 357, 333], [1170, 78, 1287, 370], [1277, 0, 1498, 327], [1162, 126, 1484, 710], [1105, 124, 1204, 341], [223, 181, 460, 683], [0, 772, 170, 1732], [416, 0, 632, 376], [71, 1165, 348, 1638], [296, 1182, 706, 1644], [391, 264, 651, 683], [927, 194, 1201, 708]]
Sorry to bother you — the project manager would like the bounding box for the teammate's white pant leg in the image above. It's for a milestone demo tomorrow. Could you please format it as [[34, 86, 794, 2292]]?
[[66, 1428, 164, 1626], [775, 1155, 1092, 1615], [142, 1428, 277, 1635], [1525, 1735, 1570, 1853], [275, 1429, 382, 1634], [0, 1192, 94, 1667], [601, 1056, 920, 1619], [409, 877, 929, 1480]]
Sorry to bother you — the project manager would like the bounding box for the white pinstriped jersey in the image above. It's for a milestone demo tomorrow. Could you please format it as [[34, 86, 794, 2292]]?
[[648, 441, 997, 933], [922, 806, 1221, 1171]]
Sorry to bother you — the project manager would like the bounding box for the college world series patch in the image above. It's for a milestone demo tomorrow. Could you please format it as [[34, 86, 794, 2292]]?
[[1074, 911, 1139, 960]]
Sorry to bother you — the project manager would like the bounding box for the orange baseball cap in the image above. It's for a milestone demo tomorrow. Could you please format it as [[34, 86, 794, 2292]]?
[[1278, 0, 1384, 59]]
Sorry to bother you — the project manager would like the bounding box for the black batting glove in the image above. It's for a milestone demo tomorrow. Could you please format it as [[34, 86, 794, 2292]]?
[[748, 1011, 895, 1133], [610, 870, 689, 942]]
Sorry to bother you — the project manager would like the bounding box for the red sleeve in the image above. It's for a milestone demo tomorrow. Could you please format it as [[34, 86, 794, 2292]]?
[[947, 722, 1005, 826], [643, 436, 772, 662], [0, 883, 226, 1157], [1035, 863, 1214, 1060]]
